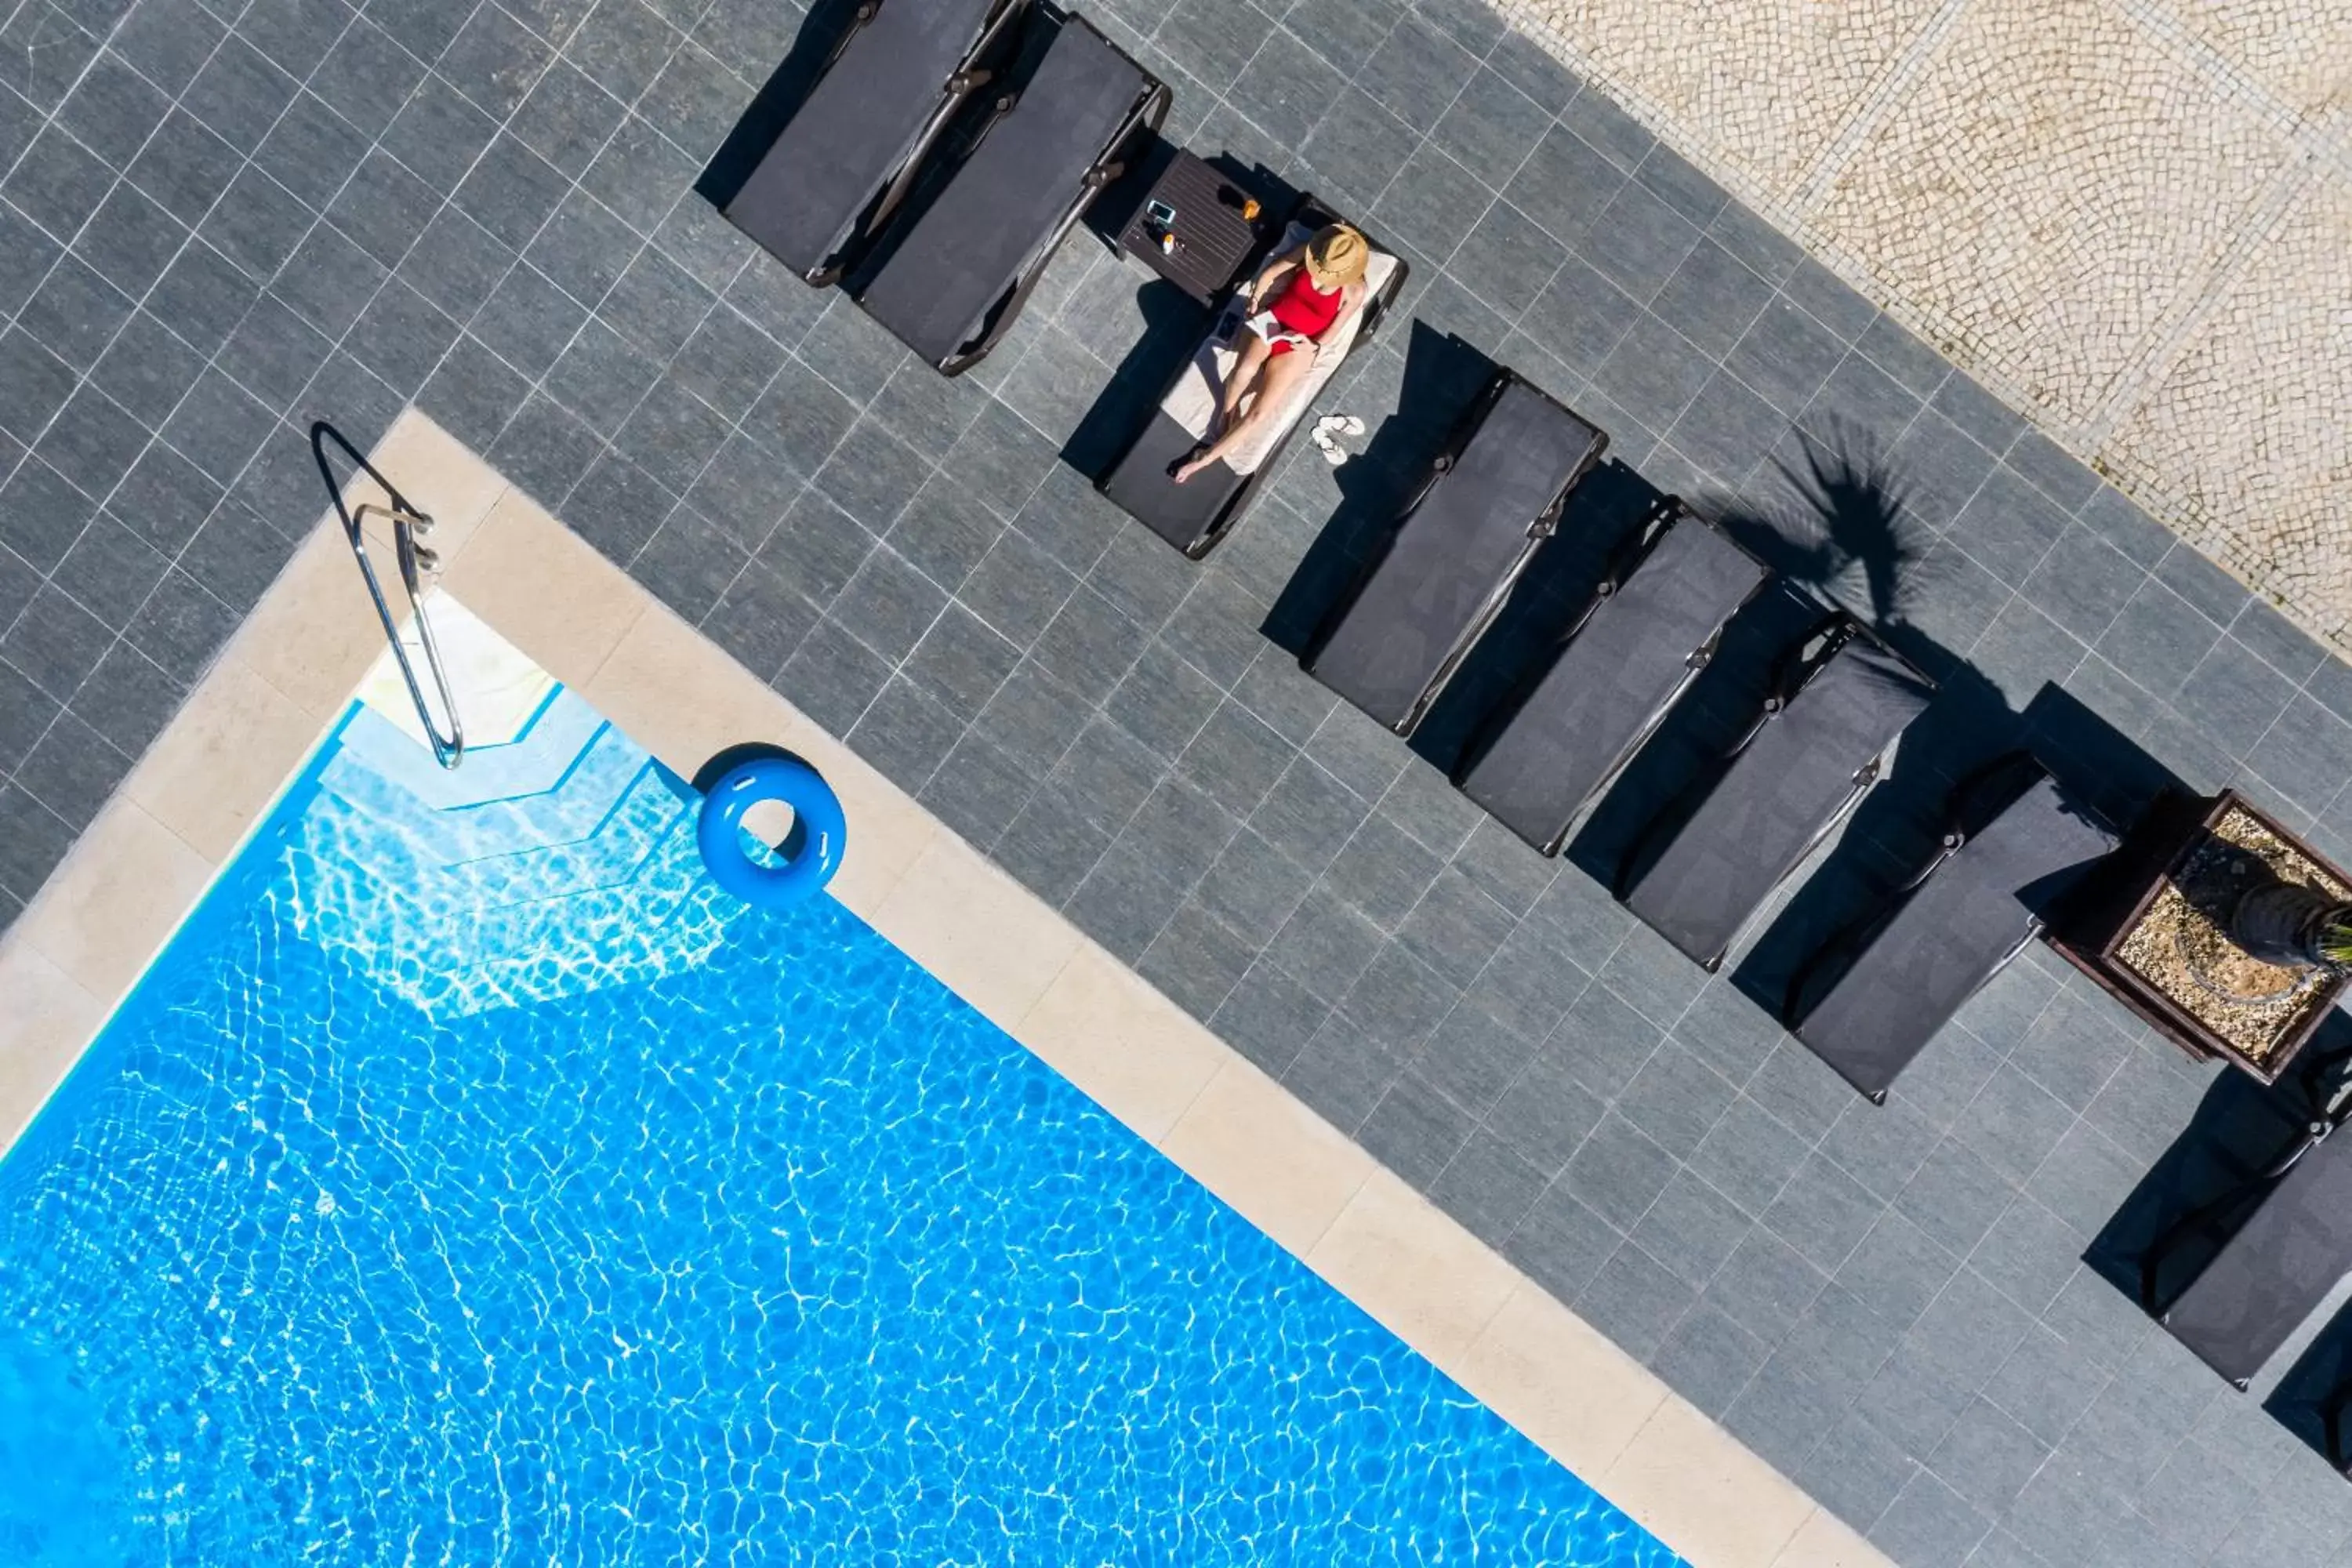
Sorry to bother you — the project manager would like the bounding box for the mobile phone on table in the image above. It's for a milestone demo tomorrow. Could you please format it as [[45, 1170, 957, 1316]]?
[[1145, 200, 1177, 232]]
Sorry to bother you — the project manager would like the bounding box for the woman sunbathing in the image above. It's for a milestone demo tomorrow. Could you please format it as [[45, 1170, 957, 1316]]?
[[1173, 223, 1370, 484]]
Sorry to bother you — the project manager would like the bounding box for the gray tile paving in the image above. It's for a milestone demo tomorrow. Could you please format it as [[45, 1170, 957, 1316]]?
[[6, 0, 2352, 1560]]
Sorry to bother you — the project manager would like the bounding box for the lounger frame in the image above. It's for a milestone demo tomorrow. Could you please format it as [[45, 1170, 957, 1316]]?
[[826, 0, 1032, 287], [862, 18, 1170, 377], [1780, 750, 2089, 1102], [1614, 612, 1916, 972], [1095, 201, 1411, 559], [2140, 1085, 2352, 1392], [1450, 495, 1768, 855], [1307, 369, 1606, 738], [728, 0, 1033, 288]]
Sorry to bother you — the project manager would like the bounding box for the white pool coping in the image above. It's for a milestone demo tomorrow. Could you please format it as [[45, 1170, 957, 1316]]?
[[0, 410, 1887, 1568]]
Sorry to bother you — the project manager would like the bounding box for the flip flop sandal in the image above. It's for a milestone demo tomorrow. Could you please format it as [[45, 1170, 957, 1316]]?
[[1337, 415, 1365, 437], [1312, 426, 1338, 451], [1321, 444, 1347, 466]]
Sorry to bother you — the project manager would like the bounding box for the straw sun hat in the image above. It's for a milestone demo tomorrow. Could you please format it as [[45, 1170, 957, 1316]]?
[[1303, 224, 1370, 290]]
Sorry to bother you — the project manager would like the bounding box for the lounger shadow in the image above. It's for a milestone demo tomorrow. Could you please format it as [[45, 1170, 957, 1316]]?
[[1095, 202, 1410, 559], [1780, 751, 2118, 1102], [720, 0, 1031, 287], [1453, 496, 1770, 855], [855, 13, 1169, 376], [1617, 612, 1937, 972], [1303, 369, 1607, 737]]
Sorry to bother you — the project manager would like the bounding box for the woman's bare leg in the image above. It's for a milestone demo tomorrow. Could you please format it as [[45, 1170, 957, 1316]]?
[[1176, 346, 1313, 484], [1212, 332, 1272, 435]]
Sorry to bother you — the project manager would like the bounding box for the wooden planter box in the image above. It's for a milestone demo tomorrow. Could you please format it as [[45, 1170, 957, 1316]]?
[[2049, 789, 2350, 1083]]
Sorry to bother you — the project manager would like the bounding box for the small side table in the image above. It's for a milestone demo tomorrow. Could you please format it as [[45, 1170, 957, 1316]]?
[[1116, 151, 1279, 305]]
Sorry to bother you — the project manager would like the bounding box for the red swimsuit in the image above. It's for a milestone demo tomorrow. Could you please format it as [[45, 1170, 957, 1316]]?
[[1265, 270, 1344, 355]]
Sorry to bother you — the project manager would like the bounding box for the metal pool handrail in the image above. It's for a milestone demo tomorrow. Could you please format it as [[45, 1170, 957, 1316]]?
[[309, 421, 465, 769]]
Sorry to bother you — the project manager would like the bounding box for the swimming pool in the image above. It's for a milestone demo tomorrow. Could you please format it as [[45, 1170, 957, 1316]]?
[[0, 686, 1682, 1566]]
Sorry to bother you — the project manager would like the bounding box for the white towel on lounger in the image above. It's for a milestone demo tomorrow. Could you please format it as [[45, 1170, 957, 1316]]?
[[1161, 227, 1398, 477]]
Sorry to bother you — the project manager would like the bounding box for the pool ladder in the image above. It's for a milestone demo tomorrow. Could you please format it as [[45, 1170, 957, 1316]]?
[[310, 421, 465, 769]]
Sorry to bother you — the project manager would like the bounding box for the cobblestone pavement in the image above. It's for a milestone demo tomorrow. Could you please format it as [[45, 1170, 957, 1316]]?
[[1501, 0, 2352, 652]]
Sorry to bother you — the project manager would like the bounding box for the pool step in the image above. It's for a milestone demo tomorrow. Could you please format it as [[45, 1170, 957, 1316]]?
[[294, 768, 687, 948], [336, 684, 596, 809], [292, 802, 728, 1018], [405, 831, 738, 1016], [318, 706, 652, 866], [289, 691, 740, 1017]]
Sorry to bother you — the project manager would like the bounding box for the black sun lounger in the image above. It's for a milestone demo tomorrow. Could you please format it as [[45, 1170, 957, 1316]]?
[[1454, 498, 1768, 854], [1098, 209, 1408, 558], [723, 0, 1029, 285], [1305, 371, 1607, 736], [1784, 753, 2117, 1102], [857, 16, 1167, 375], [2143, 1108, 2352, 1390], [1617, 615, 1935, 971]]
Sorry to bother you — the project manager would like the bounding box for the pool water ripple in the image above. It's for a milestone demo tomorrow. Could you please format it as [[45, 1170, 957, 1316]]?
[[0, 695, 1683, 1566]]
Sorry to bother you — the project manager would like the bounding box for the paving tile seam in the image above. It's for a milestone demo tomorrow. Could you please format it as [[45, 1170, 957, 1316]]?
[[3, 0, 816, 637], [0, 0, 807, 828], [0, 7, 354, 781], [1750, 1138, 2131, 1544], [0, 8, 585, 615], [1149, 0, 1436, 241], [1696, 408, 2352, 779]]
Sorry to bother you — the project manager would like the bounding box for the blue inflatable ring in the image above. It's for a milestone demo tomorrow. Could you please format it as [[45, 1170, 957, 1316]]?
[[696, 756, 847, 907]]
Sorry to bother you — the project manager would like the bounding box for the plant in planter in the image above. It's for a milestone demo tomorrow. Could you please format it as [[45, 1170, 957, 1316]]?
[[2230, 877, 2352, 971]]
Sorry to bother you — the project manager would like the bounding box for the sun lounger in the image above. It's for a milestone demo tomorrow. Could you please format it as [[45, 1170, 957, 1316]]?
[[723, 0, 1029, 285], [857, 16, 1167, 375], [2144, 1109, 2352, 1389], [1784, 753, 2116, 1101], [1097, 209, 1407, 558], [1305, 371, 1607, 736], [1454, 498, 1767, 853], [1617, 615, 1935, 971]]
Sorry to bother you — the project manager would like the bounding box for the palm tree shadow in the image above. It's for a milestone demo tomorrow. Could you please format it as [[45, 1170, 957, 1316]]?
[[1566, 424, 1966, 898], [1709, 423, 1930, 632], [1684, 423, 2083, 1029]]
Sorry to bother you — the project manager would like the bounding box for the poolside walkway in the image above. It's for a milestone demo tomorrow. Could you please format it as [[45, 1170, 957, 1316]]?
[[0, 411, 1891, 1567], [5, 0, 2352, 1565]]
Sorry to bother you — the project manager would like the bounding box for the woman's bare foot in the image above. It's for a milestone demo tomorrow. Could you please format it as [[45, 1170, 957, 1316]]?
[[1173, 452, 1215, 485]]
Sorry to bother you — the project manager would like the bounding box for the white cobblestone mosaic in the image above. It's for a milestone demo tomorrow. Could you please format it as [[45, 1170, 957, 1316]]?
[[2132, 0, 2352, 116], [2110, 174, 2352, 642], [1819, 0, 2290, 423], [1501, 0, 2352, 652], [1527, 0, 1945, 191]]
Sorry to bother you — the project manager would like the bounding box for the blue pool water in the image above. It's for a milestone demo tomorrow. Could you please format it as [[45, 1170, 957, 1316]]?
[[0, 690, 1681, 1566]]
